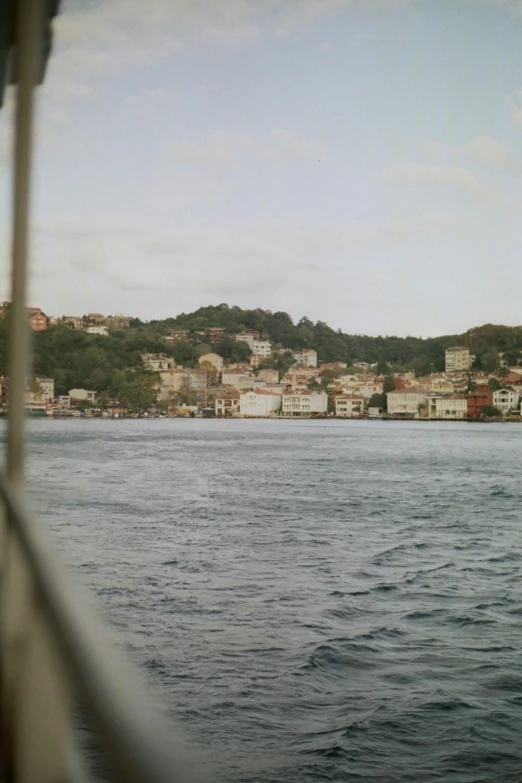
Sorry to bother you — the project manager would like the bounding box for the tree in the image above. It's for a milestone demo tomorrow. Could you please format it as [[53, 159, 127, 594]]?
[[488, 377, 501, 391], [498, 366, 509, 379], [382, 376, 395, 394], [376, 359, 389, 375], [481, 351, 499, 372], [368, 392, 386, 411], [307, 378, 321, 390], [481, 404, 503, 418]]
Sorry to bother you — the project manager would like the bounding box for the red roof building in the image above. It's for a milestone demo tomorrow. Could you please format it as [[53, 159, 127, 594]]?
[[467, 385, 493, 419]]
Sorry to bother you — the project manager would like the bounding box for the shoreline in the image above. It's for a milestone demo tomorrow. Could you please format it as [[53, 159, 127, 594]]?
[[20, 415, 522, 423]]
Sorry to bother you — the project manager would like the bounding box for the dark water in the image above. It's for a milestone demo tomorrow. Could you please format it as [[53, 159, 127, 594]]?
[[24, 419, 522, 782]]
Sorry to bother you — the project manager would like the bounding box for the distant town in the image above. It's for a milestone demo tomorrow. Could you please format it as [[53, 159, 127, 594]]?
[[2, 302, 521, 421]]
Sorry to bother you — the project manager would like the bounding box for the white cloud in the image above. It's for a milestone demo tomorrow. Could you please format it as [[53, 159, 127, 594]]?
[[46, 0, 413, 104], [467, 135, 513, 167], [166, 128, 324, 169], [424, 135, 520, 172], [266, 128, 324, 163], [384, 162, 488, 195], [507, 95, 522, 127], [168, 132, 257, 168], [27, 211, 453, 304]]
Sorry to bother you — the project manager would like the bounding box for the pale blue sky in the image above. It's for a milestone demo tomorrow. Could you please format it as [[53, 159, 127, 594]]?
[[1, 0, 522, 336]]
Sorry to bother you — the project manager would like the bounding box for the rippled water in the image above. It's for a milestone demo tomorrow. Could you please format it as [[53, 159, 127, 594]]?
[[22, 419, 522, 782]]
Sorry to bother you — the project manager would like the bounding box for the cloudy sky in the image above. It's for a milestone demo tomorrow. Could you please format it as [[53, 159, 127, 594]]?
[[1, 0, 522, 336]]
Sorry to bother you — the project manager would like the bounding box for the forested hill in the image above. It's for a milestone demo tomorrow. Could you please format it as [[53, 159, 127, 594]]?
[[152, 305, 522, 372], [0, 306, 520, 398]]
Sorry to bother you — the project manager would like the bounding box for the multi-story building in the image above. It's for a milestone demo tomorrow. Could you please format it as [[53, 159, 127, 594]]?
[[165, 330, 190, 342], [427, 395, 467, 419], [215, 390, 240, 417], [235, 330, 260, 348], [105, 315, 131, 330], [198, 353, 224, 373], [61, 315, 85, 330], [445, 346, 473, 372], [387, 387, 429, 417], [142, 354, 174, 371], [467, 385, 493, 418], [249, 354, 260, 368], [335, 394, 366, 418], [493, 388, 520, 414], [35, 377, 54, 402], [281, 390, 328, 416], [239, 389, 281, 417], [221, 371, 255, 391], [251, 340, 272, 358], [28, 308, 47, 331], [292, 349, 318, 368], [69, 389, 97, 403], [85, 325, 109, 337]]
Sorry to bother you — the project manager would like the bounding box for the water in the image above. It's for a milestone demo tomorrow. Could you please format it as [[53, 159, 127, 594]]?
[[22, 418, 522, 782]]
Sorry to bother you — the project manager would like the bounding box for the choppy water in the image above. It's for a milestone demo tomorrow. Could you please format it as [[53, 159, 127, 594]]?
[[23, 419, 522, 782]]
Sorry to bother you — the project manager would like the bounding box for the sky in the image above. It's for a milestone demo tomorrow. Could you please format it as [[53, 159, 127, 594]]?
[[1, 0, 522, 337]]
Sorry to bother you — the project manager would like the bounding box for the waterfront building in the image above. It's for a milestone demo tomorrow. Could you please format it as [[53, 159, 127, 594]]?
[[467, 385, 493, 418], [239, 389, 281, 417], [493, 388, 520, 414], [215, 390, 240, 417], [387, 387, 429, 417], [282, 390, 328, 416], [69, 389, 97, 403], [335, 394, 365, 418], [427, 394, 467, 419]]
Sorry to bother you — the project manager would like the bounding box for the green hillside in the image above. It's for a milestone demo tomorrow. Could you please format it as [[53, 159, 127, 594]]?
[[0, 306, 519, 398]]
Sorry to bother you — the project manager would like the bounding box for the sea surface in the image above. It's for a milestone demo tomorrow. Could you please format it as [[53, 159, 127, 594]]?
[[20, 418, 522, 782]]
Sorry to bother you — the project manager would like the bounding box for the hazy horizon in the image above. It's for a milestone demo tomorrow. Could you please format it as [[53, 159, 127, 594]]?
[[1, 0, 522, 337]]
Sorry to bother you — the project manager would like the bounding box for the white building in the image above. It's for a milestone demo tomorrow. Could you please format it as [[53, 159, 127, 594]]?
[[445, 346, 473, 372], [292, 349, 318, 368], [335, 394, 365, 418], [85, 325, 109, 337], [142, 353, 174, 371], [282, 390, 328, 416], [35, 376, 54, 402], [222, 371, 255, 391], [428, 395, 467, 419], [69, 388, 97, 403], [251, 340, 272, 358], [199, 353, 224, 373], [494, 388, 520, 414], [239, 389, 281, 417], [387, 387, 429, 417]]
